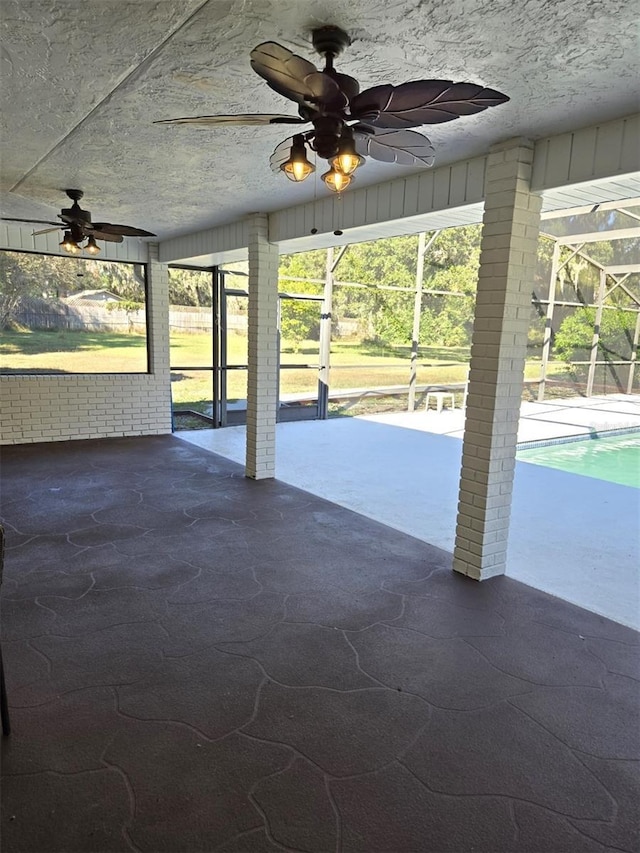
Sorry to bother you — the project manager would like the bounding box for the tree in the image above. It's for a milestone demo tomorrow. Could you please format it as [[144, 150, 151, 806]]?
[[97, 261, 146, 302], [279, 281, 322, 352], [420, 263, 478, 346], [105, 299, 144, 333], [279, 299, 320, 351], [534, 207, 640, 369], [277, 227, 484, 348], [279, 250, 326, 282], [554, 306, 638, 364], [0, 250, 91, 328], [0, 252, 34, 328], [277, 252, 323, 350], [167, 268, 213, 306]]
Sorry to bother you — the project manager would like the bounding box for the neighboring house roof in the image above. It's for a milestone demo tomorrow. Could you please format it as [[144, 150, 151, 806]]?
[[64, 289, 122, 304]]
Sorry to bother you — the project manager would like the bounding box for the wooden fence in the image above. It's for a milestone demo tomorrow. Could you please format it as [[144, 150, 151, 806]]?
[[14, 303, 146, 333], [12, 302, 249, 334]]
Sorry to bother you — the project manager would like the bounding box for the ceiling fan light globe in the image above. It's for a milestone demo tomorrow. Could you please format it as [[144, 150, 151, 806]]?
[[85, 235, 101, 255], [330, 131, 365, 176], [281, 136, 315, 182], [330, 148, 364, 176], [282, 158, 314, 182], [60, 231, 81, 254], [322, 167, 352, 193]]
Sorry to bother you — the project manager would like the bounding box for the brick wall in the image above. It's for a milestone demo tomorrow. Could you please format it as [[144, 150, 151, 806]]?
[[245, 214, 279, 479], [454, 139, 543, 580]]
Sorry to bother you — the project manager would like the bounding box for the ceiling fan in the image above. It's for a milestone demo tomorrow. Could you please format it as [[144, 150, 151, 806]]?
[[155, 26, 509, 193], [1, 190, 156, 255]]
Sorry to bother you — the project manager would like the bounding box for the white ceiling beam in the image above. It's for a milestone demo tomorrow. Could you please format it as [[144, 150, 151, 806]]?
[[0, 222, 149, 263], [603, 264, 640, 274], [532, 114, 640, 192], [155, 116, 640, 262], [268, 156, 487, 247], [540, 197, 640, 219], [159, 219, 250, 265], [556, 227, 640, 244]]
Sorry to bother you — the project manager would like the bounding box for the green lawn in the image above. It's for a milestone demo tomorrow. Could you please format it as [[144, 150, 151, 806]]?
[[1, 327, 572, 415], [168, 332, 569, 413], [0, 328, 148, 373]]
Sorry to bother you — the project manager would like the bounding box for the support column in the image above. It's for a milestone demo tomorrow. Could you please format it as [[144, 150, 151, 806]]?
[[537, 240, 560, 402], [318, 247, 334, 420], [146, 244, 170, 376], [141, 243, 173, 433], [627, 309, 640, 394], [586, 269, 607, 397], [408, 232, 427, 412], [245, 214, 279, 480], [453, 139, 542, 581]]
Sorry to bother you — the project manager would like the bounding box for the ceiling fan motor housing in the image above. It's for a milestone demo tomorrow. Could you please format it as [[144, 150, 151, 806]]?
[[61, 205, 91, 226], [311, 26, 352, 59], [69, 223, 85, 243], [310, 115, 343, 159]]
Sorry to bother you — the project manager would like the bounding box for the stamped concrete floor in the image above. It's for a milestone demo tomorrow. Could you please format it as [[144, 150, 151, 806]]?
[[1, 436, 639, 853]]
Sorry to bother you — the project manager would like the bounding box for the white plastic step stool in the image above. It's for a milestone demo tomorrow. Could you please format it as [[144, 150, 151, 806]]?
[[425, 390, 455, 413]]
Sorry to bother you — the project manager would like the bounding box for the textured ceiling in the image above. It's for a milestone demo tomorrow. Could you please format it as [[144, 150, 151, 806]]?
[[1, 0, 639, 240]]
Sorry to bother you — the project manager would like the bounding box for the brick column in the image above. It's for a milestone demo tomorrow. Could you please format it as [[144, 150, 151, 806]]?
[[245, 214, 279, 479], [453, 139, 542, 580], [146, 244, 173, 433], [147, 243, 170, 379]]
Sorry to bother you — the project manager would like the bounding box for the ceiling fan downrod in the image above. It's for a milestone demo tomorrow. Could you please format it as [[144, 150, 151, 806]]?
[[62, 189, 91, 226]]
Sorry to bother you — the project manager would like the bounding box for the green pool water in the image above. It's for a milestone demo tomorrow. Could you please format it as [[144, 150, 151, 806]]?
[[517, 432, 640, 488]]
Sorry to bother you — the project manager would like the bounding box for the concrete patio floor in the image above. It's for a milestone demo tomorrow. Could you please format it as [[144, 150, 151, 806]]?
[[1, 436, 638, 852], [179, 394, 640, 629]]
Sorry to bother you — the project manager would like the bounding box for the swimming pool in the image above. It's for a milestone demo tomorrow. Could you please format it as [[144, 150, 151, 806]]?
[[517, 431, 640, 488]]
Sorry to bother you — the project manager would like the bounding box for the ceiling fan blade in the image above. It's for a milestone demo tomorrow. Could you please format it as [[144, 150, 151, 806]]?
[[351, 80, 510, 128], [353, 126, 435, 167], [303, 72, 348, 108], [1, 217, 60, 227], [91, 223, 156, 238], [32, 226, 63, 236], [60, 212, 81, 225], [91, 231, 124, 243], [250, 41, 323, 105], [332, 73, 360, 103], [154, 113, 307, 127]]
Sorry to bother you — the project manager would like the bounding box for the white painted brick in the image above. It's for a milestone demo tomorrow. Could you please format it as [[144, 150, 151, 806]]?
[[245, 214, 278, 480], [454, 139, 540, 580], [1, 253, 172, 445]]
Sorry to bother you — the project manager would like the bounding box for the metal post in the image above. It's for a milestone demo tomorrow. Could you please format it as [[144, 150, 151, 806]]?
[[408, 233, 427, 412], [586, 268, 607, 397], [276, 297, 282, 419], [318, 248, 334, 419], [538, 241, 560, 401], [627, 309, 640, 394], [219, 276, 228, 427], [212, 266, 221, 427], [318, 246, 347, 419], [408, 232, 439, 411]]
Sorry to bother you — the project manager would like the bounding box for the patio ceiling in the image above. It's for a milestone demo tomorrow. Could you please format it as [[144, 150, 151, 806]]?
[[1, 0, 639, 242]]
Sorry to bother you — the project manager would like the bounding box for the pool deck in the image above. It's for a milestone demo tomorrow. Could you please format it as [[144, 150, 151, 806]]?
[[179, 394, 640, 629], [365, 392, 640, 443]]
